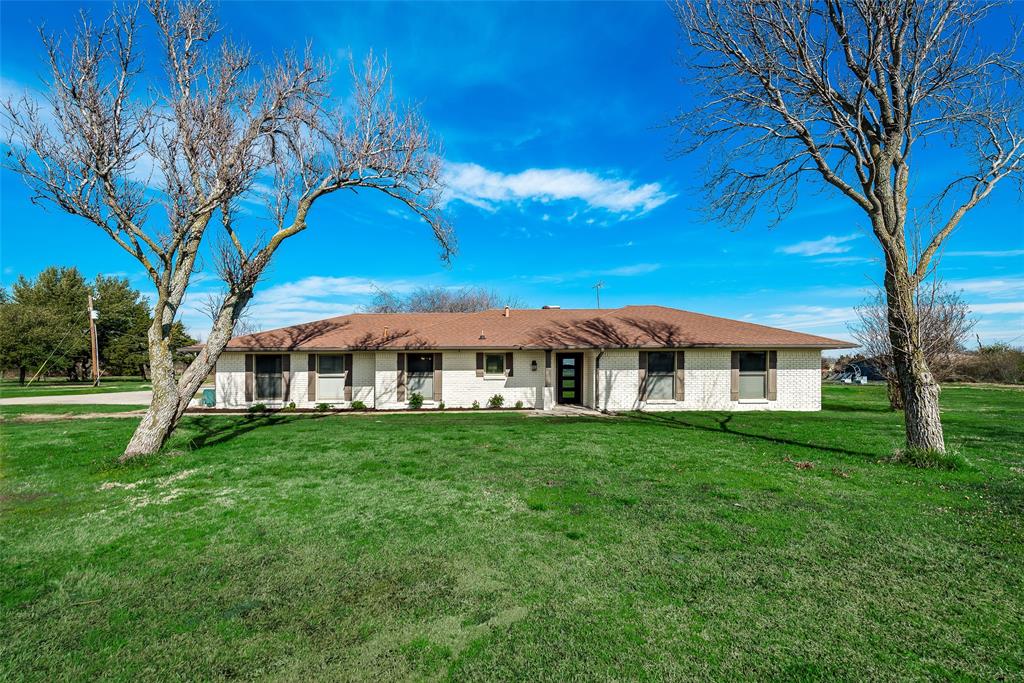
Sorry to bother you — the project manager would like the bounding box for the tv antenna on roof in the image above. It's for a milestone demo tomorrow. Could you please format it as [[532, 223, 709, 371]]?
[[592, 281, 605, 309]]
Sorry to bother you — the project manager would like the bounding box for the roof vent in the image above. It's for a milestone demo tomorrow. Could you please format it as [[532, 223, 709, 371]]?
[[383, 326, 389, 338], [541, 305, 560, 310], [503, 305, 510, 318], [479, 329, 486, 340]]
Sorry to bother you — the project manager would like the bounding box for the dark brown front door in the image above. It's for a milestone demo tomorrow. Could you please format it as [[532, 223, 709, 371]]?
[[556, 353, 583, 405]]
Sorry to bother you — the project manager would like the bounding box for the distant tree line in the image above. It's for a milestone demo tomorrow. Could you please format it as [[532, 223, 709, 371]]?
[[0, 267, 195, 384], [839, 279, 1022, 398], [363, 286, 524, 313]]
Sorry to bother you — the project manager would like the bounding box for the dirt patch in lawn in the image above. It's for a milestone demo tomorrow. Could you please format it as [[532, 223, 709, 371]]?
[[4, 410, 147, 423]]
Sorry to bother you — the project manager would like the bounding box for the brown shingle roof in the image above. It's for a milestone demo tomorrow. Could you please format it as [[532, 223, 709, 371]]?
[[224, 305, 855, 351]]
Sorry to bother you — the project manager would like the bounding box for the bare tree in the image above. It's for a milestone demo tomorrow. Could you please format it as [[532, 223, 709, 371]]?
[[363, 286, 524, 313], [672, 0, 1024, 452], [199, 292, 259, 336], [2, 1, 452, 458], [850, 279, 976, 409]]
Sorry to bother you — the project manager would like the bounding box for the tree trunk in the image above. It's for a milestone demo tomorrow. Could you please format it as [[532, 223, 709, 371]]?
[[18, 366, 26, 386], [885, 376, 903, 410], [122, 321, 183, 459], [883, 253, 946, 453], [121, 293, 248, 459]]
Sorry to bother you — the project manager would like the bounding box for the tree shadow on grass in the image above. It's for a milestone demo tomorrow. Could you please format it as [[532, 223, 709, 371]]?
[[183, 413, 332, 450], [822, 402, 896, 414], [626, 411, 881, 460]]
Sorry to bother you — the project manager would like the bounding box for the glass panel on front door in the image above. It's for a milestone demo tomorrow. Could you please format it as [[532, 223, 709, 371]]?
[[558, 355, 581, 404]]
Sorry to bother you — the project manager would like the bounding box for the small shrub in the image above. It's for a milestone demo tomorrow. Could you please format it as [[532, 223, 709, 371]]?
[[315, 402, 330, 412], [471, 400, 480, 409], [408, 392, 425, 409], [886, 447, 967, 471], [350, 400, 367, 411], [247, 403, 267, 415], [514, 400, 524, 409], [487, 394, 505, 408], [283, 401, 296, 412], [437, 401, 445, 410]]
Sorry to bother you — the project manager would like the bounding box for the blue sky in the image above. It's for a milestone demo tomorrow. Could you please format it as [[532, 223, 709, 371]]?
[[1, 1, 1021, 350]]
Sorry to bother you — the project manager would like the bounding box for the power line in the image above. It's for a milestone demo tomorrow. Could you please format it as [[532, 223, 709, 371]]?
[[25, 309, 87, 387]]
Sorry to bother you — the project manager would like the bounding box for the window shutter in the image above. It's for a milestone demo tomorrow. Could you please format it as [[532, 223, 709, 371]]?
[[638, 351, 648, 400], [307, 354, 317, 402], [767, 350, 778, 401], [244, 354, 254, 402], [396, 353, 406, 401], [433, 353, 443, 402], [281, 354, 291, 401], [730, 351, 740, 401], [675, 351, 685, 402], [505, 352, 514, 377], [476, 352, 484, 378], [544, 350, 553, 387], [344, 353, 354, 401]]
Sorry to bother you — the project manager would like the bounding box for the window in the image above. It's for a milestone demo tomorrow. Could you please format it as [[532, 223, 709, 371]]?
[[255, 354, 282, 400], [738, 351, 767, 400], [317, 354, 346, 401], [484, 353, 505, 375], [646, 351, 675, 400], [407, 353, 434, 399]]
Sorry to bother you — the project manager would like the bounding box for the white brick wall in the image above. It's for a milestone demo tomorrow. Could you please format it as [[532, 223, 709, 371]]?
[[375, 351, 401, 409], [597, 348, 822, 412], [214, 347, 822, 412], [215, 352, 246, 408], [441, 350, 546, 409]]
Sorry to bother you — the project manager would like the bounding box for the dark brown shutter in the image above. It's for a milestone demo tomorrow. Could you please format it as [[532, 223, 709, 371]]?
[[432, 353, 443, 402], [396, 353, 406, 401], [344, 353, 354, 401], [638, 351, 648, 400], [245, 354, 254, 402], [675, 351, 685, 401], [307, 354, 317, 402], [544, 350, 553, 387], [281, 354, 291, 401], [476, 352, 484, 378], [730, 351, 740, 401], [505, 352, 514, 377], [767, 350, 778, 401]]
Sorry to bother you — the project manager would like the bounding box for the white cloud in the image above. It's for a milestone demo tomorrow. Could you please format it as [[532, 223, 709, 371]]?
[[757, 305, 856, 332], [444, 162, 675, 216], [178, 275, 419, 337], [777, 233, 861, 256], [947, 249, 1024, 258], [603, 263, 661, 277], [525, 263, 661, 284], [948, 277, 1024, 298], [969, 302, 1024, 314]]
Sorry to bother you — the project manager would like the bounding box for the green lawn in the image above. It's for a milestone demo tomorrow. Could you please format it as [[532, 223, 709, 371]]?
[[0, 377, 151, 398], [1, 385, 1022, 681]]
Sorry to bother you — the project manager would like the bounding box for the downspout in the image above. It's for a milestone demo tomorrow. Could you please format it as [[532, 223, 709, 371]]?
[[594, 349, 605, 412]]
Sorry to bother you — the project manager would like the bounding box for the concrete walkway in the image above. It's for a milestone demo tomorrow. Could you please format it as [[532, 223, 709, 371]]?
[[0, 391, 152, 406]]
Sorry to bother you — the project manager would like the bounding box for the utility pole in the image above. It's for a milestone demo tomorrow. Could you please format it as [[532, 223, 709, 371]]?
[[88, 295, 100, 386], [592, 281, 604, 309]]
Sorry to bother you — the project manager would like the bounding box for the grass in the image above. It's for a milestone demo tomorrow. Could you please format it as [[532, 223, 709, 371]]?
[[1, 384, 1022, 681], [0, 376, 151, 398]]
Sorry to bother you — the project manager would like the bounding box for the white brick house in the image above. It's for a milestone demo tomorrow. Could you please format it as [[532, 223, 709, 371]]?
[[208, 305, 853, 412]]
